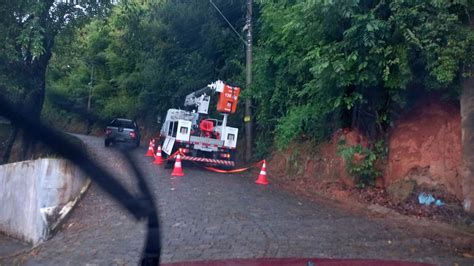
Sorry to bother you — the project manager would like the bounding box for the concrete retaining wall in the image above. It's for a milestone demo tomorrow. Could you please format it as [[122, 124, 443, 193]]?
[[0, 158, 88, 244]]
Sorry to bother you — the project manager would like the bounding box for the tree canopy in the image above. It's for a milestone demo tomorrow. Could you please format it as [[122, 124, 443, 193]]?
[[2, 0, 473, 160], [47, 0, 246, 123], [252, 0, 473, 151]]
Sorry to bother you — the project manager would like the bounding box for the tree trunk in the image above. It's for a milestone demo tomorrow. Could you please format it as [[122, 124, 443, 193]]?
[[19, 55, 49, 160], [461, 71, 474, 214], [19, 75, 47, 160], [460, 16, 474, 214], [1, 126, 18, 164]]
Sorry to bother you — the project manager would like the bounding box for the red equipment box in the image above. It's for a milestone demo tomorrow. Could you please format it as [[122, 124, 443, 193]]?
[[216, 84, 240, 114]]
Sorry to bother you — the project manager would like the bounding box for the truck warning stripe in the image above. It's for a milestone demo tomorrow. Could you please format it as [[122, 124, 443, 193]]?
[[180, 155, 235, 166]]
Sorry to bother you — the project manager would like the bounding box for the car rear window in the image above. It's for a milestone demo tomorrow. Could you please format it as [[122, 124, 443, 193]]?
[[110, 120, 134, 128]]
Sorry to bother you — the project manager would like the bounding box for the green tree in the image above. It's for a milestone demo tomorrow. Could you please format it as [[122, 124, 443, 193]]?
[[47, 0, 246, 126], [0, 0, 112, 162]]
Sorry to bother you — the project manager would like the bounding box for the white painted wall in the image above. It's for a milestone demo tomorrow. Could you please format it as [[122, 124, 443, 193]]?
[[0, 159, 88, 244]]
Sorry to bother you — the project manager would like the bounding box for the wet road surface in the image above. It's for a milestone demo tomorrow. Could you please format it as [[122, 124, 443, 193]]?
[[1, 134, 472, 265]]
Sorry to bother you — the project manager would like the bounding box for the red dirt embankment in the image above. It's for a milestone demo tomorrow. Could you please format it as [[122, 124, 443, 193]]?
[[268, 97, 472, 226], [269, 98, 463, 197], [385, 99, 463, 199], [268, 130, 362, 200]]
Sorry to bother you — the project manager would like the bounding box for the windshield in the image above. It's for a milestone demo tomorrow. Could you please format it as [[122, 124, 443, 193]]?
[[1, 1, 473, 265], [110, 120, 135, 129]]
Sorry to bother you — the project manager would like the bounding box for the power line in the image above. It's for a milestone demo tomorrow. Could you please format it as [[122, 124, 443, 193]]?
[[209, 0, 246, 45], [208, 0, 253, 161], [244, 0, 253, 162]]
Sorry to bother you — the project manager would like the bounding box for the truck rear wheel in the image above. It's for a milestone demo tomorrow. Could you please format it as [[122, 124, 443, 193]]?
[[162, 148, 174, 169]]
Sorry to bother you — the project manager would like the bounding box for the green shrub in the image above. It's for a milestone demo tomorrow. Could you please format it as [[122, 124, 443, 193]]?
[[337, 138, 387, 188]]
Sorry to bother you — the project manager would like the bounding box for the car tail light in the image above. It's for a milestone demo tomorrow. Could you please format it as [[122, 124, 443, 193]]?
[[129, 131, 136, 139], [105, 129, 112, 136]]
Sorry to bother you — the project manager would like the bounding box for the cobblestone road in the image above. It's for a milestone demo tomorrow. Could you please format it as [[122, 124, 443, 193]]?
[[1, 135, 473, 265]]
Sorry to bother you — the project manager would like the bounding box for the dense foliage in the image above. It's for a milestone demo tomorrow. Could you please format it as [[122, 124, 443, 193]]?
[[47, 1, 246, 124], [252, 0, 473, 151], [5, 0, 472, 160]]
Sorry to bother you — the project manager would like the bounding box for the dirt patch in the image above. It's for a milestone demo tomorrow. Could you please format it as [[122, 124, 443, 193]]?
[[44, 115, 103, 137], [346, 186, 473, 226], [268, 130, 366, 190], [272, 163, 473, 226], [385, 97, 463, 199]]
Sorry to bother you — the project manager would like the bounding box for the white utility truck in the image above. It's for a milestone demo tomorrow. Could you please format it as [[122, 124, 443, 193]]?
[[158, 80, 240, 168]]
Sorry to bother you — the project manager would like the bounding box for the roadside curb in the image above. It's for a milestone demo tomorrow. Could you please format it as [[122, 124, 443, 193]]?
[[48, 178, 92, 240], [274, 183, 474, 251]]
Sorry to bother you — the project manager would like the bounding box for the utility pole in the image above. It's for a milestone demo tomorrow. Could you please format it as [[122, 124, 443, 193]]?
[[86, 65, 94, 134], [244, 0, 253, 162], [87, 65, 94, 111], [209, 0, 253, 161]]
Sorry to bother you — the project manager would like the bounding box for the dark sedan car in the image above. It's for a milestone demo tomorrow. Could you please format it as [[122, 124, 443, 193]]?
[[104, 118, 141, 147]]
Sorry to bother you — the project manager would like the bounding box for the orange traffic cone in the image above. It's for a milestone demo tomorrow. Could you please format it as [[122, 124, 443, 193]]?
[[153, 145, 164, 165], [255, 160, 269, 185], [145, 142, 155, 157], [171, 154, 184, 176]]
